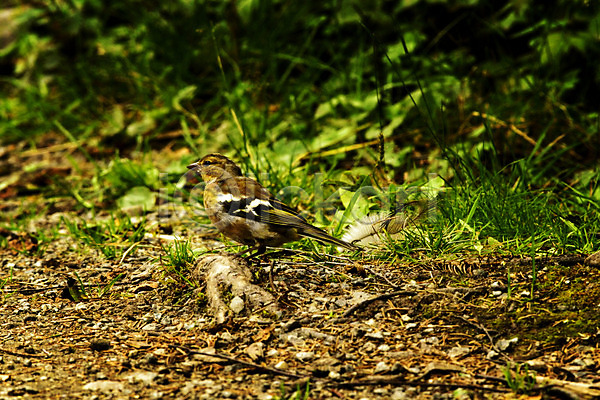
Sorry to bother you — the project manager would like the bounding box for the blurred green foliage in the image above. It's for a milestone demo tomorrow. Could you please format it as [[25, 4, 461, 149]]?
[[1, 0, 599, 215]]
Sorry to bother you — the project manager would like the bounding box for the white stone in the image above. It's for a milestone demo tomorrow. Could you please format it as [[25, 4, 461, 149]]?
[[496, 337, 518, 351], [295, 352, 315, 362], [328, 371, 340, 379], [229, 296, 245, 314], [83, 380, 125, 392], [124, 371, 158, 386], [375, 361, 389, 373], [448, 345, 471, 358], [245, 342, 264, 361], [266, 349, 279, 358], [274, 361, 288, 370]]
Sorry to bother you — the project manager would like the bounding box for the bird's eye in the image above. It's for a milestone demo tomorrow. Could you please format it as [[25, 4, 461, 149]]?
[[202, 160, 212, 166]]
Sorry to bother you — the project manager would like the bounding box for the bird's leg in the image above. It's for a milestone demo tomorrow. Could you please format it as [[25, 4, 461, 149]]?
[[233, 246, 254, 258], [247, 244, 266, 259], [234, 243, 266, 259]]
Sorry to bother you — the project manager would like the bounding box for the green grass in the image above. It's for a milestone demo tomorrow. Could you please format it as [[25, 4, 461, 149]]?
[[62, 213, 146, 260], [62, 272, 125, 301], [159, 239, 197, 284], [157, 239, 206, 306], [274, 381, 310, 400], [502, 363, 537, 395]]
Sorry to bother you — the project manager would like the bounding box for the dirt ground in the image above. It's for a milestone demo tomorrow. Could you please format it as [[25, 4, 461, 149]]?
[[1, 227, 599, 399], [0, 142, 599, 399]]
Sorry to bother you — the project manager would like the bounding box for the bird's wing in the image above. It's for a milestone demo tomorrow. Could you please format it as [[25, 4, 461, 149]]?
[[220, 177, 358, 251], [259, 201, 358, 250], [216, 177, 308, 227]]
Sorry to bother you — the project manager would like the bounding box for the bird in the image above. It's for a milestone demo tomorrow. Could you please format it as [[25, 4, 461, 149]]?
[[186, 153, 359, 255]]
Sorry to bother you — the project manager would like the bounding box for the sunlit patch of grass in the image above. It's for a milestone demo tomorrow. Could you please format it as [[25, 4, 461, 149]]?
[[502, 363, 536, 395], [159, 240, 196, 282], [157, 239, 206, 306], [0, 263, 14, 294], [158, 239, 201, 291], [62, 213, 146, 259], [273, 381, 311, 400]]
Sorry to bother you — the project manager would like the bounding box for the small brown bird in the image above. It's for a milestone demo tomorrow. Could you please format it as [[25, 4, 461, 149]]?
[[187, 153, 359, 255]]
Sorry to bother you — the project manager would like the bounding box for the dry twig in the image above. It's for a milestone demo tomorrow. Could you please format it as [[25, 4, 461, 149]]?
[[170, 345, 307, 380]]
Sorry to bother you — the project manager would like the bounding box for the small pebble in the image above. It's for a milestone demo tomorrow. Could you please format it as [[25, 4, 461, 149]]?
[[295, 352, 314, 362], [525, 359, 547, 371], [328, 371, 340, 379], [375, 361, 389, 373], [125, 371, 158, 385], [366, 331, 384, 340], [142, 323, 158, 331], [274, 361, 288, 369], [245, 342, 264, 361], [219, 332, 235, 342], [82, 380, 125, 392], [447, 345, 471, 358], [266, 349, 279, 358], [487, 350, 499, 359], [424, 336, 439, 345], [229, 296, 245, 314], [391, 388, 407, 400], [282, 319, 301, 332], [496, 337, 518, 351]]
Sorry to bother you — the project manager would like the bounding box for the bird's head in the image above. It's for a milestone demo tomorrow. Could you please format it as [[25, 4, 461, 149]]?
[[187, 153, 243, 182]]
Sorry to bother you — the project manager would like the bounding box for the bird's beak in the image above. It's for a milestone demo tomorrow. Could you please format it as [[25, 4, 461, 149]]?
[[187, 162, 199, 170]]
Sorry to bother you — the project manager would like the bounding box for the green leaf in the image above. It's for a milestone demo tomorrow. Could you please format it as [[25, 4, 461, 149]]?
[[339, 188, 371, 220], [421, 175, 445, 199], [117, 186, 156, 211]]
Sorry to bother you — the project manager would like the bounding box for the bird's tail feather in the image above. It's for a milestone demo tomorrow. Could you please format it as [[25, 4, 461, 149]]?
[[299, 226, 359, 251]]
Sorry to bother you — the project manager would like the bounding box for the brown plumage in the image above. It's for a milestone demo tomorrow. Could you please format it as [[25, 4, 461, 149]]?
[[187, 153, 359, 255]]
